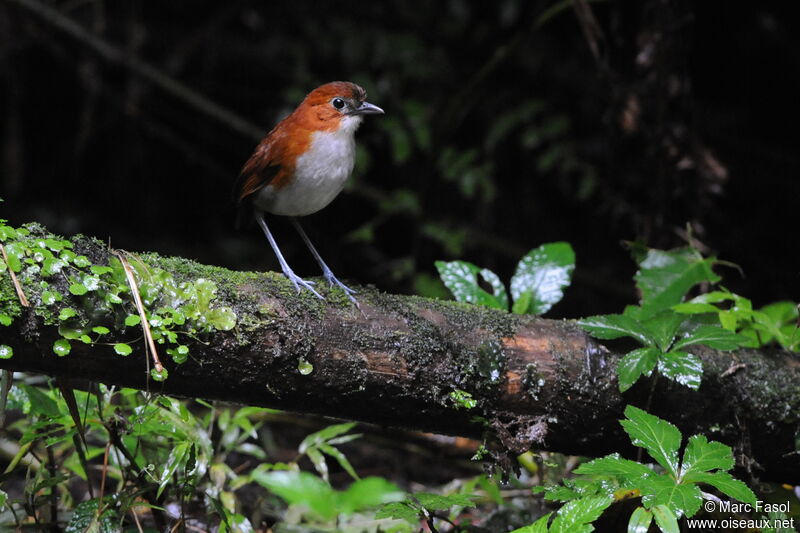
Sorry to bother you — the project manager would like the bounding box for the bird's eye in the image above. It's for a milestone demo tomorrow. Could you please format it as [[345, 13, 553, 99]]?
[[332, 98, 345, 110]]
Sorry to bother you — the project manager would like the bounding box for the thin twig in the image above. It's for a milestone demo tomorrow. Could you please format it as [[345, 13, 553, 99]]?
[[7, 0, 265, 142], [114, 252, 163, 374], [0, 243, 29, 307]]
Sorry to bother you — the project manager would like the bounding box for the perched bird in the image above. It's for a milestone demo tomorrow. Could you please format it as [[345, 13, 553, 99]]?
[[234, 81, 383, 303]]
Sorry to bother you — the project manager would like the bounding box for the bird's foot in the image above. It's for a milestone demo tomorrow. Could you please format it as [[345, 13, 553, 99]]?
[[323, 270, 359, 305], [284, 271, 324, 300]]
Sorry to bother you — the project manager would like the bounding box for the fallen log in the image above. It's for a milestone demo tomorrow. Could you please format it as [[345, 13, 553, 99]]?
[[1, 224, 798, 483]]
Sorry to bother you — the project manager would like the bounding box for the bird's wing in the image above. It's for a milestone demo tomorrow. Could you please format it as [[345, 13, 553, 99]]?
[[233, 134, 282, 203]]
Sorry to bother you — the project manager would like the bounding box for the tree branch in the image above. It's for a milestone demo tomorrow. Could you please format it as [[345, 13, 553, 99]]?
[[0, 225, 798, 483]]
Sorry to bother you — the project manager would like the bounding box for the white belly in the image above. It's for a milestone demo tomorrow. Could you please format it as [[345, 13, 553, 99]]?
[[254, 127, 357, 217]]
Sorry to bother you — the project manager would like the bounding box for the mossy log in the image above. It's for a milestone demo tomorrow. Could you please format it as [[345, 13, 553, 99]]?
[[1, 225, 798, 483]]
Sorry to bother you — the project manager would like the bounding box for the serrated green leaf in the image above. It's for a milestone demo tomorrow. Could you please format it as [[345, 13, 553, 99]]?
[[578, 314, 654, 345], [53, 339, 71, 357], [510, 242, 575, 315], [617, 347, 660, 392], [635, 249, 720, 319], [651, 504, 679, 533], [627, 506, 653, 533], [541, 483, 582, 502], [684, 471, 756, 506], [641, 311, 686, 351], [435, 260, 509, 310], [113, 343, 132, 356], [641, 474, 702, 518], [573, 453, 653, 480], [376, 501, 420, 524], [414, 491, 475, 511], [124, 314, 141, 327], [658, 350, 703, 389], [549, 494, 614, 533], [0, 314, 12, 326], [680, 435, 734, 479], [673, 325, 747, 351], [64, 497, 119, 533], [621, 406, 681, 477], [510, 513, 552, 533]]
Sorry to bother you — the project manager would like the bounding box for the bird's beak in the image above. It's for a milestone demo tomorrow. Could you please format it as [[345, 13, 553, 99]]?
[[351, 101, 384, 115]]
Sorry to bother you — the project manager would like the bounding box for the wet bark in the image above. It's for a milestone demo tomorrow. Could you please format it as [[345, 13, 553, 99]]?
[[1, 230, 798, 483]]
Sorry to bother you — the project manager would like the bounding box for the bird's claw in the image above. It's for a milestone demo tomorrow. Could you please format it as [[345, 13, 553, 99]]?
[[285, 272, 324, 300], [323, 271, 359, 305]]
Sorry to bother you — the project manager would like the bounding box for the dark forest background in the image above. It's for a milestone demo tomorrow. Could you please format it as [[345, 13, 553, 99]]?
[[1, 0, 798, 317]]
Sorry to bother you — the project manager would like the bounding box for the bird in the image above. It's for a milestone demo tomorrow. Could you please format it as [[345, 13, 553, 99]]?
[[234, 81, 383, 304]]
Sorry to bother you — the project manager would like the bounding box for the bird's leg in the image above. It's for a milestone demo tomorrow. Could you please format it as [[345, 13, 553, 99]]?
[[290, 218, 358, 303], [255, 212, 323, 299]]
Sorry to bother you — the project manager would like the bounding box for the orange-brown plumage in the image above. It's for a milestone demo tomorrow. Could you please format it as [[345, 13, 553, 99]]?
[[236, 81, 370, 201]]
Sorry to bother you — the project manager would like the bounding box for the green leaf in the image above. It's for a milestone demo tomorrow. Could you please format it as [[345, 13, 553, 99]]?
[[0, 344, 12, 359], [64, 498, 119, 533], [635, 248, 720, 319], [672, 325, 747, 351], [435, 260, 509, 310], [620, 406, 681, 477], [685, 471, 756, 506], [640, 474, 702, 518], [651, 504, 679, 533], [414, 491, 475, 511], [617, 347, 660, 392], [512, 290, 533, 315], [252, 470, 336, 520], [207, 307, 237, 331], [113, 343, 132, 356], [58, 307, 78, 321], [0, 314, 11, 326], [69, 283, 88, 296], [338, 477, 404, 514], [640, 311, 686, 351], [318, 443, 360, 480], [299, 422, 358, 453], [578, 314, 654, 345], [627, 507, 653, 533], [157, 441, 190, 498], [53, 339, 71, 357], [680, 435, 734, 479], [657, 350, 703, 389], [549, 494, 614, 533], [306, 447, 329, 481], [376, 502, 420, 524], [510, 513, 552, 533], [510, 242, 575, 315], [573, 453, 653, 480], [151, 367, 169, 381], [124, 314, 141, 327], [19, 384, 61, 417]]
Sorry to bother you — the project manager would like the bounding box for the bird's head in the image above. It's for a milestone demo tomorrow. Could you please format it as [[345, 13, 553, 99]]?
[[292, 81, 384, 134]]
